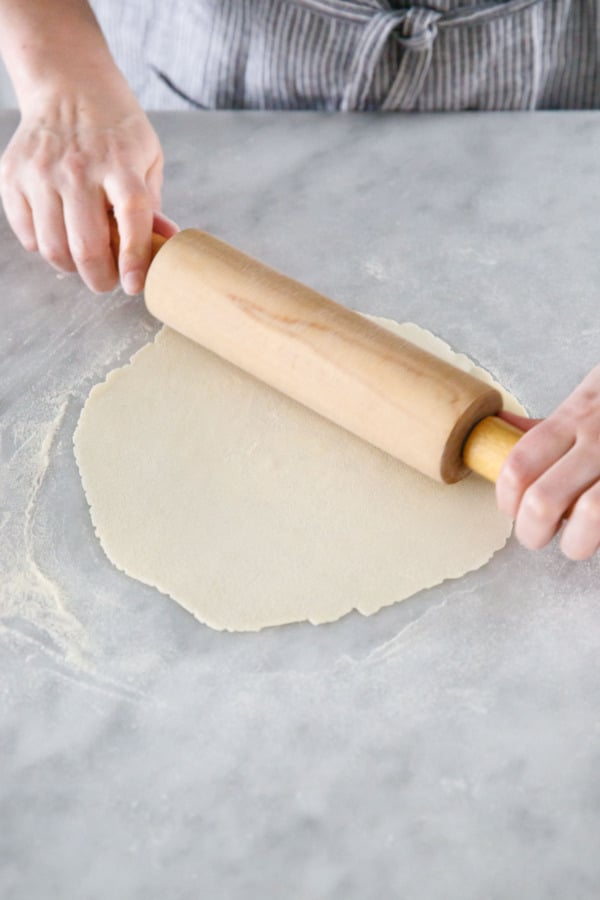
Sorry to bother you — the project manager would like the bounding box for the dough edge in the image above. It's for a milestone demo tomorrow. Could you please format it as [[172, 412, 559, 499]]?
[[73, 316, 525, 632]]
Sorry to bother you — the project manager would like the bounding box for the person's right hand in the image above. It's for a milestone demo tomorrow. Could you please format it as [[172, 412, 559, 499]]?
[[0, 72, 177, 294], [497, 365, 600, 561]]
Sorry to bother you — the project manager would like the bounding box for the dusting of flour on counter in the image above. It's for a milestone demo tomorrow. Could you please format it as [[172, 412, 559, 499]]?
[[1, 288, 161, 694], [1, 398, 92, 669]]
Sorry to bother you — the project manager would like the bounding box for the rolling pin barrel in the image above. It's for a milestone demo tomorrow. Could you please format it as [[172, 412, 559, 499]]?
[[144, 229, 516, 483]]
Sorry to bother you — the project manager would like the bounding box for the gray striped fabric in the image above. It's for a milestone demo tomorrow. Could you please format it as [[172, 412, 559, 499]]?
[[90, 0, 600, 110]]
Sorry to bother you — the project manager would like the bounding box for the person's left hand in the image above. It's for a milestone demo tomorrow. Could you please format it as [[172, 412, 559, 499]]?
[[496, 363, 600, 560]]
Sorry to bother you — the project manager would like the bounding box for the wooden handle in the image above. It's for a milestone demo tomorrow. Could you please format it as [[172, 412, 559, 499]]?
[[462, 416, 524, 483], [144, 229, 511, 484]]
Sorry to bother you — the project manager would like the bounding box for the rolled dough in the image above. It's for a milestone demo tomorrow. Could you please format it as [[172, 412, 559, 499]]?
[[74, 318, 525, 631]]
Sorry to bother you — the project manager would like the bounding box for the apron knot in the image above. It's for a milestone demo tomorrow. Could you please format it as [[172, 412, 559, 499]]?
[[295, 0, 545, 109], [395, 7, 442, 51], [341, 6, 441, 109]]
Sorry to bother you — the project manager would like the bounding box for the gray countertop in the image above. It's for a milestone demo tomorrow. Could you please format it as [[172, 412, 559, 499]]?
[[1, 110, 599, 900]]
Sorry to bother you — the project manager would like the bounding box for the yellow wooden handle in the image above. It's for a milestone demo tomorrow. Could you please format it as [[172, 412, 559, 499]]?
[[462, 416, 524, 483]]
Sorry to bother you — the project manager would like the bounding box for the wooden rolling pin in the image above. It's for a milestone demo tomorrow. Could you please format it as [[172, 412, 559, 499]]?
[[111, 221, 523, 484]]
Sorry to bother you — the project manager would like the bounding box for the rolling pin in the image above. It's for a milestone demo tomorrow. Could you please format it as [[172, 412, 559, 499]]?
[[110, 221, 523, 484]]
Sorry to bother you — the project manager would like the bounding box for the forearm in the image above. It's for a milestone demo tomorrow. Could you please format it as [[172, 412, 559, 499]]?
[[0, 0, 121, 107]]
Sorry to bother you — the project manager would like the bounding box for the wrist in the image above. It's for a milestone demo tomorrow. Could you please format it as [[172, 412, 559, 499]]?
[[0, 0, 121, 111], [15, 42, 128, 110]]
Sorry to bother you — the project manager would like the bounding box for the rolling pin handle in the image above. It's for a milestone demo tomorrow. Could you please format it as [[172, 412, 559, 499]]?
[[462, 415, 524, 484]]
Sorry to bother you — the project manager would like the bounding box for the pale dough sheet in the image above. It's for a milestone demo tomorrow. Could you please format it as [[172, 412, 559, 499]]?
[[74, 318, 525, 631]]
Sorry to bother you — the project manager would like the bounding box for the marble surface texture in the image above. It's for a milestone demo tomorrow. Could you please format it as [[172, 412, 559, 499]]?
[[1, 110, 600, 900]]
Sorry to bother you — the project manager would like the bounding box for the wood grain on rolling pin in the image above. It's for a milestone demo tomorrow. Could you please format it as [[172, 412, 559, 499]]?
[[144, 229, 512, 483]]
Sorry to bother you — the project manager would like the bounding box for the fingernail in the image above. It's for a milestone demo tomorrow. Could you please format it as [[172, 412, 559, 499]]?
[[123, 271, 142, 295]]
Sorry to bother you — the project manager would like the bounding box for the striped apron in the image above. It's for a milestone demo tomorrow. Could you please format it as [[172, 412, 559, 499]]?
[[91, 0, 600, 110]]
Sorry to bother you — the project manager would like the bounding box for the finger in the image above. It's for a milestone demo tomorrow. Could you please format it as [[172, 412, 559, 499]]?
[[496, 418, 574, 519], [152, 210, 180, 239], [514, 445, 600, 550], [63, 188, 118, 293], [105, 175, 153, 295], [498, 411, 542, 433], [146, 155, 163, 211], [1, 185, 38, 252], [560, 481, 600, 561], [29, 187, 76, 273]]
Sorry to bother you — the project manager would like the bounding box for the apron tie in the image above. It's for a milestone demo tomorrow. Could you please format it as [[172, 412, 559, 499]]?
[[292, 0, 544, 110]]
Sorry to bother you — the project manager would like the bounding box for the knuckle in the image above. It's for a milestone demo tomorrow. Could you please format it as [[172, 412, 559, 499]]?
[[563, 388, 599, 424], [500, 450, 531, 489], [116, 190, 151, 216], [60, 164, 88, 191], [41, 246, 69, 268], [514, 515, 550, 550], [0, 154, 15, 186], [120, 248, 148, 266], [532, 417, 566, 446], [104, 134, 130, 156], [62, 150, 88, 178], [32, 152, 54, 178], [521, 484, 557, 521], [70, 241, 104, 267], [151, 151, 164, 173], [574, 493, 600, 524], [21, 237, 38, 253]]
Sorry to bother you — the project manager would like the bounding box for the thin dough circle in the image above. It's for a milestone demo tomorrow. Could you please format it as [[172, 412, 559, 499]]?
[[74, 318, 524, 631]]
